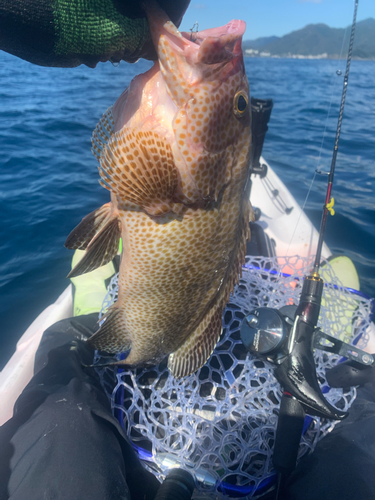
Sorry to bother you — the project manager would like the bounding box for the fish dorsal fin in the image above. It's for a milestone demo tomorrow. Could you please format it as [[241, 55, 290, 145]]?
[[168, 300, 224, 378], [66, 203, 121, 278], [99, 128, 181, 216], [65, 203, 113, 250], [92, 107, 115, 161]]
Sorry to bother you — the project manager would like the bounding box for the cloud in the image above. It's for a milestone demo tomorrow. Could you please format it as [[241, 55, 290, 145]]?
[[192, 3, 207, 9]]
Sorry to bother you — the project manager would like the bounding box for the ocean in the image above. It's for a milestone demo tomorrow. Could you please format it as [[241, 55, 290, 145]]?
[[0, 52, 374, 370]]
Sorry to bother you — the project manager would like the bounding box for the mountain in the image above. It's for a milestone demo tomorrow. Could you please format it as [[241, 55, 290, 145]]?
[[243, 18, 375, 59], [242, 36, 279, 50]]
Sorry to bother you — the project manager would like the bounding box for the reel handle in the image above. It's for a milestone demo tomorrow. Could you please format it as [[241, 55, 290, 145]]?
[[153, 469, 195, 500], [274, 314, 346, 420], [275, 275, 347, 420], [240, 275, 348, 419]]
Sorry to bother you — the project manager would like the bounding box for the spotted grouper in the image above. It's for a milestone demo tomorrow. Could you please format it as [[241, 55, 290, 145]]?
[[65, 0, 253, 378]]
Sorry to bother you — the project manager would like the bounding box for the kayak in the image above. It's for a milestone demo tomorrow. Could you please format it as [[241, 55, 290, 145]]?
[[1, 147, 374, 500], [0, 157, 373, 428]]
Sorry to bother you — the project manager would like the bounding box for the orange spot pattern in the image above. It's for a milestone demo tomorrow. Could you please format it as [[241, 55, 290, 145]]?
[[172, 66, 250, 202], [87, 4, 253, 376]]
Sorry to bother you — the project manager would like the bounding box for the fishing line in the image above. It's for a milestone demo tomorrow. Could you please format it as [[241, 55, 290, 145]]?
[[314, 0, 358, 270], [189, 21, 199, 41], [315, 18, 351, 173], [284, 170, 317, 260], [314, 34, 348, 175], [285, 5, 355, 259]]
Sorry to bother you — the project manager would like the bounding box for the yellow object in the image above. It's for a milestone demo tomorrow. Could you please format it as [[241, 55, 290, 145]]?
[[320, 255, 360, 290], [70, 249, 116, 316], [326, 197, 335, 216], [320, 255, 360, 342]]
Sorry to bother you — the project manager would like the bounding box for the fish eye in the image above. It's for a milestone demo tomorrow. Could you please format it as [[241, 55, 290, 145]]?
[[233, 91, 248, 117]]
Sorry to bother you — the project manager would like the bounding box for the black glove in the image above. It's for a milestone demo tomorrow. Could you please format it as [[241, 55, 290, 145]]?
[[0, 0, 190, 67], [326, 355, 375, 390]]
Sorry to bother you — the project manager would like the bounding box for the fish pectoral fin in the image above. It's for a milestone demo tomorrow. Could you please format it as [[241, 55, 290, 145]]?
[[87, 307, 131, 353], [91, 106, 115, 162], [99, 128, 180, 216], [67, 212, 121, 278], [168, 302, 224, 378], [65, 203, 113, 250]]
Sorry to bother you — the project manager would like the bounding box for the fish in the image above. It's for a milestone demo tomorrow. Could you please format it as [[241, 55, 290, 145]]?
[[65, 0, 253, 378]]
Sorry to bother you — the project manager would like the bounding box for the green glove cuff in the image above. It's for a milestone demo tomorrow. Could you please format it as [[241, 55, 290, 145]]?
[[0, 0, 190, 67], [53, 0, 149, 62]]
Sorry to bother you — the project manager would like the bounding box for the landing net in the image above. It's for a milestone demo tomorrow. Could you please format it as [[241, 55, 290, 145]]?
[[97, 255, 373, 498]]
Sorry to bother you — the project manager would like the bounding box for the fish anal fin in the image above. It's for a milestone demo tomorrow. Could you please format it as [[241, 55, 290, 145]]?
[[67, 215, 121, 278], [99, 129, 180, 214], [168, 301, 224, 378], [87, 307, 131, 353], [65, 203, 112, 251]]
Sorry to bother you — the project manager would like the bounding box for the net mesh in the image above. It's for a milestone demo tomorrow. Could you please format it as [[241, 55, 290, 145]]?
[[96, 255, 373, 498]]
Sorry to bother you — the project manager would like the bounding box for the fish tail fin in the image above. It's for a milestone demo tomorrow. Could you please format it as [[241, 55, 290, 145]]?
[[66, 203, 121, 278], [87, 307, 131, 353]]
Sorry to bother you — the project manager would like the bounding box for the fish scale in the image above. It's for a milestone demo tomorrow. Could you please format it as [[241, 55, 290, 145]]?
[[65, 0, 253, 377]]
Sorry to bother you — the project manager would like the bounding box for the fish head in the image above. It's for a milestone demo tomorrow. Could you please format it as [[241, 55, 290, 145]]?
[[108, 2, 251, 211], [145, 1, 250, 157]]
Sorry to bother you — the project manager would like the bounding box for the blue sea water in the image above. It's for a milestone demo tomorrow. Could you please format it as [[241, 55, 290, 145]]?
[[0, 52, 374, 369]]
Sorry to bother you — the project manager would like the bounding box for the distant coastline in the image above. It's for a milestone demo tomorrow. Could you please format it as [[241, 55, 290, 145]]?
[[243, 18, 375, 61], [244, 50, 375, 60]]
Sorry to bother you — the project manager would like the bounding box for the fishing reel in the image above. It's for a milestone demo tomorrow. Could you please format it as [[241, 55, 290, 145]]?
[[240, 273, 374, 483], [240, 275, 373, 421], [241, 275, 374, 420]]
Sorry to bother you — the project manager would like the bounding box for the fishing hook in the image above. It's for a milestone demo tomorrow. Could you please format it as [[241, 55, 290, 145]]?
[[190, 22, 199, 42]]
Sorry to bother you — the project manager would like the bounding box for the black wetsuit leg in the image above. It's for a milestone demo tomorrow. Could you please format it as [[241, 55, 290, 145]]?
[[284, 386, 375, 499], [259, 385, 375, 500], [2, 315, 375, 500], [0, 314, 158, 500]]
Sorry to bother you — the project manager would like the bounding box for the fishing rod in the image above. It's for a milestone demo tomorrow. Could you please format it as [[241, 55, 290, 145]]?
[[240, 0, 375, 497], [313, 0, 358, 275]]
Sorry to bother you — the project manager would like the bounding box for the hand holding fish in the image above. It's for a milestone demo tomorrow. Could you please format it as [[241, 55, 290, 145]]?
[[0, 0, 190, 67]]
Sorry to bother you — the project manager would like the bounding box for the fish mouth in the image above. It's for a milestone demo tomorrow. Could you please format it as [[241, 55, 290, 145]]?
[[181, 20, 246, 57], [177, 20, 246, 65], [144, 1, 245, 66]]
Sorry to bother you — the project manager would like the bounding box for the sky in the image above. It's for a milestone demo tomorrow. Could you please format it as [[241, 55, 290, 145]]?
[[179, 0, 375, 41]]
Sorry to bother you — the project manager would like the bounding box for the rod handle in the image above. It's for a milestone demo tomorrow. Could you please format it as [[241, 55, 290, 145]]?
[[273, 393, 306, 476]]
